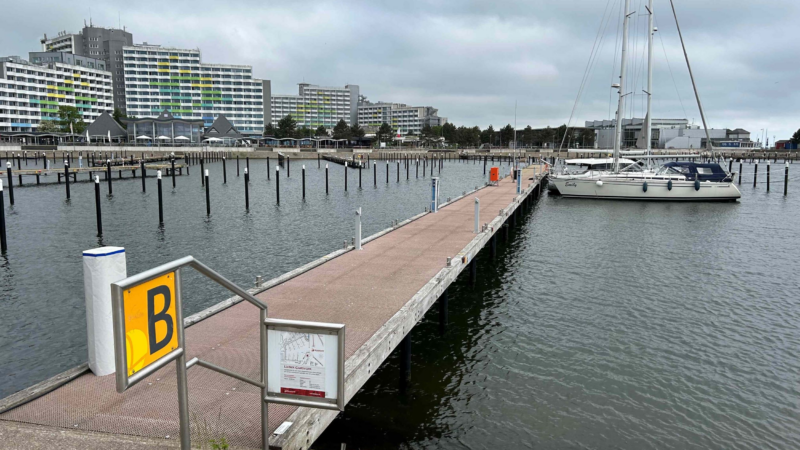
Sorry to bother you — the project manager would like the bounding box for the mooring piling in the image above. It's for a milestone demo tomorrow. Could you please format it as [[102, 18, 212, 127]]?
[[94, 176, 102, 236], [785, 162, 789, 196], [246, 157, 250, 176], [237, 155, 240, 177], [754, 160, 759, 187], [374, 162, 377, 187], [267, 157, 270, 181], [359, 164, 363, 189], [204, 169, 210, 216], [302, 165, 306, 200], [0, 180, 6, 253], [767, 161, 771, 191], [438, 289, 449, 336], [739, 160, 743, 185], [171, 156, 177, 188], [64, 161, 71, 200], [157, 170, 164, 225], [244, 167, 250, 210], [326, 164, 329, 194], [139, 160, 146, 192], [345, 162, 348, 192], [355, 207, 362, 250], [276, 166, 281, 204], [222, 157, 227, 184], [386, 161, 389, 184], [106, 160, 112, 195]]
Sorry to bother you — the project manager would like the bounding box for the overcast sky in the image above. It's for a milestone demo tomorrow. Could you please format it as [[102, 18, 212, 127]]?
[[3, 0, 799, 142]]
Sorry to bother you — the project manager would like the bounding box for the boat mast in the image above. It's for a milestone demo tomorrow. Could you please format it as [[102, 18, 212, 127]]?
[[644, 0, 655, 170], [613, 0, 632, 173], [670, 0, 713, 156]]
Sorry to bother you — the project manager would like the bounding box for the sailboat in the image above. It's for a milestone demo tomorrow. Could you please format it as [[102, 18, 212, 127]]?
[[549, 0, 741, 201]]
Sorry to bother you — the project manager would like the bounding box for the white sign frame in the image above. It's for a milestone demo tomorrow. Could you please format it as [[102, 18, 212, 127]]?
[[264, 318, 346, 411]]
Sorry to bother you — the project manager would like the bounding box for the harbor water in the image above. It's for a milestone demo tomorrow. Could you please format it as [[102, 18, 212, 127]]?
[[315, 161, 800, 450], [2, 158, 799, 449]]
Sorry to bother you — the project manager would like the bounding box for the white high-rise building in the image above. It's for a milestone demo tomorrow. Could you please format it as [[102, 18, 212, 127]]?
[[0, 55, 113, 133], [357, 100, 447, 135], [270, 83, 359, 129], [123, 45, 269, 135]]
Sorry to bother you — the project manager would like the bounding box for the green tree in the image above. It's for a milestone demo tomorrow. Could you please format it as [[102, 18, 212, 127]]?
[[58, 105, 86, 134], [350, 123, 365, 139], [500, 124, 514, 146], [294, 126, 312, 139], [113, 107, 127, 129], [481, 125, 495, 145], [315, 125, 328, 137], [332, 119, 352, 140], [421, 124, 433, 139], [792, 129, 800, 145], [442, 122, 456, 143], [276, 115, 297, 139], [376, 122, 394, 144], [36, 119, 60, 133], [264, 123, 277, 137], [522, 125, 533, 147]]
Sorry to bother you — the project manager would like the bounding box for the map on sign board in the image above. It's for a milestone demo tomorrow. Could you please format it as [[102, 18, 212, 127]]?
[[279, 332, 327, 398]]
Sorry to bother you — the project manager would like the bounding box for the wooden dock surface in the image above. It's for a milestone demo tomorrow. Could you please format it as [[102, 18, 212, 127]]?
[[0, 166, 544, 449]]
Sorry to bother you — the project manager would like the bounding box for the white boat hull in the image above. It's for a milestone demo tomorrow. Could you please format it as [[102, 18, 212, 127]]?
[[549, 177, 741, 201]]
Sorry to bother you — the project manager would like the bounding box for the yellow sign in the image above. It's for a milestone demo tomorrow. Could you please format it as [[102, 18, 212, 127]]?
[[122, 272, 178, 376]]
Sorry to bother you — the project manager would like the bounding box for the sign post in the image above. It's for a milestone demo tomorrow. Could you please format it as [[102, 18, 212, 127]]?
[[110, 256, 346, 450], [431, 177, 440, 213], [265, 318, 346, 411]]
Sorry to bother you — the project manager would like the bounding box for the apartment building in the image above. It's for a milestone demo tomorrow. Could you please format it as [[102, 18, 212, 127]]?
[[357, 100, 447, 134], [41, 24, 133, 112], [122, 44, 269, 135], [0, 55, 114, 132], [271, 83, 359, 129]]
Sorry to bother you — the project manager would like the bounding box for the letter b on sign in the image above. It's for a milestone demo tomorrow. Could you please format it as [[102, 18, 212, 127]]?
[[123, 272, 179, 376], [147, 285, 174, 354]]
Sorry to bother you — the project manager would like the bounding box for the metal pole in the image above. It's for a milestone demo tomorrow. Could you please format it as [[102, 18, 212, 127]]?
[[345, 162, 348, 191], [355, 207, 362, 250], [386, 161, 389, 184], [157, 171, 164, 225], [223, 157, 227, 184], [302, 165, 306, 199], [754, 160, 758, 187], [785, 162, 789, 196], [172, 157, 177, 188], [174, 269, 191, 450], [767, 161, 771, 191], [359, 164, 362, 189], [326, 164, 329, 194], [474, 198, 480, 234], [260, 308, 269, 450], [237, 155, 240, 176], [276, 166, 280, 204], [200, 158, 205, 186], [739, 160, 743, 185], [373, 162, 377, 186], [141, 160, 146, 192], [94, 176, 102, 236]]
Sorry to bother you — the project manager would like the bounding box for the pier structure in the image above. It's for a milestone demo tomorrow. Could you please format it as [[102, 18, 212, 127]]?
[[0, 165, 546, 449]]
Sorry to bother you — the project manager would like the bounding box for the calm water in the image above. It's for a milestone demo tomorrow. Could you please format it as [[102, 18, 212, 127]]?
[[0, 155, 495, 398], [316, 161, 800, 450], [3, 158, 799, 450]]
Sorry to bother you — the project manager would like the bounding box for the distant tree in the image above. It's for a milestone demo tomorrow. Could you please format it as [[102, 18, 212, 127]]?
[[57, 105, 86, 134], [315, 125, 328, 137], [481, 125, 495, 145], [442, 122, 456, 143], [36, 119, 60, 133], [264, 123, 277, 137], [792, 128, 800, 145], [421, 124, 433, 139], [350, 123, 365, 139], [500, 124, 514, 146], [431, 125, 443, 138], [332, 119, 352, 140], [522, 125, 533, 147], [113, 107, 127, 129], [276, 115, 297, 139], [376, 122, 394, 144], [294, 126, 312, 139]]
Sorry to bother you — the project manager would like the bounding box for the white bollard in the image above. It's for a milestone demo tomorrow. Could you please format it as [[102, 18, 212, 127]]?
[[82, 246, 127, 376], [355, 207, 362, 250], [474, 198, 480, 234]]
